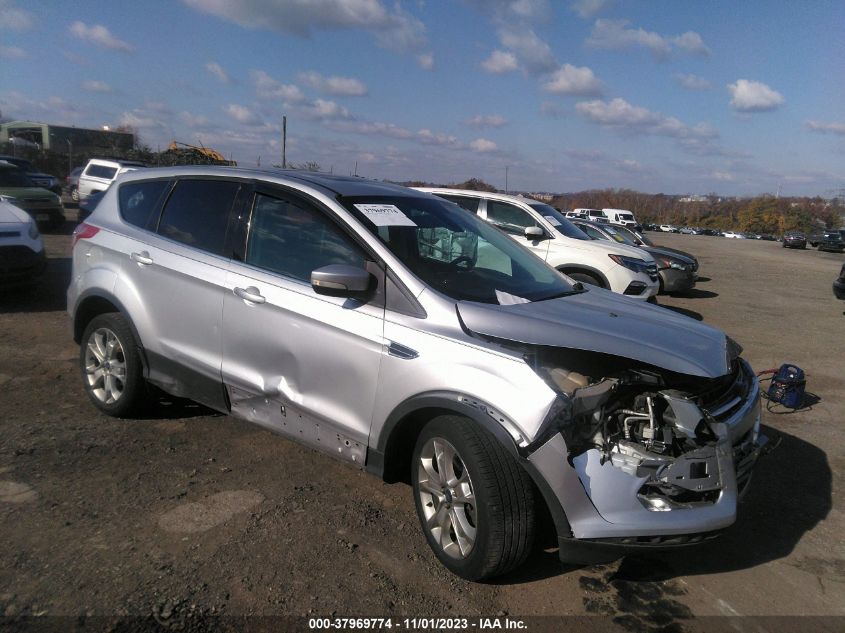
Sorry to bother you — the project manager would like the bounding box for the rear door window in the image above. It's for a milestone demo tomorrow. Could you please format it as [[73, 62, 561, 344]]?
[[157, 179, 240, 255], [439, 195, 480, 214], [85, 164, 118, 179], [118, 180, 170, 229]]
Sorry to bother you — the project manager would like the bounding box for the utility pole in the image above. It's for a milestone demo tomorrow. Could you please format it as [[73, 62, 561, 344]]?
[[66, 139, 72, 173], [282, 115, 287, 169]]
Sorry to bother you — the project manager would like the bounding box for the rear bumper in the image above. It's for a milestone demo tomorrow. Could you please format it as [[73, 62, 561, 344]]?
[[834, 278, 845, 300]]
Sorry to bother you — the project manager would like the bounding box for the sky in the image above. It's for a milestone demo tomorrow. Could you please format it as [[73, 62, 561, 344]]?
[[1, 0, 844, 197]]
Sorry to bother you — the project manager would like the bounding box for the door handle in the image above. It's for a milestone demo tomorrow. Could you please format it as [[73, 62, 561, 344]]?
[[130, 251, 153, 265], [234, 286, 266, 304]]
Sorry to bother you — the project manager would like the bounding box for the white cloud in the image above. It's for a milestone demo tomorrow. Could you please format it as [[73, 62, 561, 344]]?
[[469, 138, 497, 152], [570, 0, 614, 18], [805, 120, 845, 136], [301, 99, 351, 121], [224, 103, 263, 126], [0, 0, 33, 30], [466, 114, 508, 128], [586, 19, 709, 60], [298, 71, 367, 96], [416, 53, 434, 70], [206, 62, 231, 84], [69, 21, 134, 52], [674, 73, 713, 91], [728, 79, 784, 112], [183, 0, 428, 57], [481, 50, 518, 74], [179, 111, 210, 128], [575, 98, 717, 142], [542, 64, 603, 96], [83, 80, 113, 93], [673, 31, 711, 57], [497, 24, 557, 74], [251, 70, 306, 103], [0, 45, 25, 58], [117, 110, 166, 131]]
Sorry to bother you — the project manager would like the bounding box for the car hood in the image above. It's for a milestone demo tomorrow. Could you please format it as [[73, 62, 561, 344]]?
[[0, 200, 32, 224], [0, 187, 56, 200], [643, 246, 694, 264], [457, 289, 732, 378], [554, 235, 655, 262], [647, 243, 696, 261]]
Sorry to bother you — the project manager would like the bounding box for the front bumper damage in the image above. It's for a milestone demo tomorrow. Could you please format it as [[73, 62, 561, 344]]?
[[527, 359, 768, 564]]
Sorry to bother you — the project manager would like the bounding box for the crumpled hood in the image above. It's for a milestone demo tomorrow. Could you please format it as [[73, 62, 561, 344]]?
[[458, 288, 732, 378]]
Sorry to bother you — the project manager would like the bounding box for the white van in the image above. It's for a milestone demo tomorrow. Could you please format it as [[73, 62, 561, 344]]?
[[77, 159, 146, 202], [603, 208, 638, 227], [417, 188, 659, 300]]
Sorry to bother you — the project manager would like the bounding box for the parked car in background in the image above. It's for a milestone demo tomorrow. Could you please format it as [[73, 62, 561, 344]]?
[[0, 199, 45, 287], [0, 161, 65, 231], [68, 166, 766, 580], [758, 234, 777, 241], [572, 220, 696, 294], [0, 155, 63, 197], [659, 224, 678, 232], [66, 166, 84, 202], [77, 189, 105, 224], [418, 188, 659, 300], [610, 224, 699, 277], [77, 158, 146, 203], [723, 231, 745, 239], [834, 263, 845, 300], [782, 232, 807, 249], [602, 208, 639, 229], [814, 230, 844, 253]]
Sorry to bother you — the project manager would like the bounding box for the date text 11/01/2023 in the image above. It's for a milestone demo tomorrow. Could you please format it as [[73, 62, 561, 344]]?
[[308, 617, 528, 630]]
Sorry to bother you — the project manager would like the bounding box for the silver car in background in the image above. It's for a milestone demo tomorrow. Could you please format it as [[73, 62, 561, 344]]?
[[68, 167, 766, 580]]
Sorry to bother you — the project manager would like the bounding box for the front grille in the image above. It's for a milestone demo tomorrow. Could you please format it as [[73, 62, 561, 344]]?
[[690, 361, 750, 423], [0, 231, 22, 238]]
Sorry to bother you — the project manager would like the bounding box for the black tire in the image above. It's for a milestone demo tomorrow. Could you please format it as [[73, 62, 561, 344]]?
[[565, 271, 603, 287], [79, 313, 146, 417], [411, 415, 535, 581]]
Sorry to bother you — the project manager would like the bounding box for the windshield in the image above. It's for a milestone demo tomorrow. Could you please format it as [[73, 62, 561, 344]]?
[[342, 196, 579, 304], [603, 225, 640, 247], [0, 168, 36, 188], [528, 203, 591, 240], [619, 212, 635, 221]]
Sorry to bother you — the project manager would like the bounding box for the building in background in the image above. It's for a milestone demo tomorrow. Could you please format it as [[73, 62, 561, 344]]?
[[0, 121, 134, 154]]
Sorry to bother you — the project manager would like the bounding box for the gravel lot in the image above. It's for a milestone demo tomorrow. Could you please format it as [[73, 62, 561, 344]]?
[[1, 213, 843, 630]]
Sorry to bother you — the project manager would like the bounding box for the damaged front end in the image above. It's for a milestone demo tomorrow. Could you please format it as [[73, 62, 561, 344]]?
[[522, 347, 767, 562]]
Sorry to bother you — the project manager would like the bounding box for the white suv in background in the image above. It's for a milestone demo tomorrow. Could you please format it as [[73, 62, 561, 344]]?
[[416, 188, 659, 300], [77, 159, 146, 202]]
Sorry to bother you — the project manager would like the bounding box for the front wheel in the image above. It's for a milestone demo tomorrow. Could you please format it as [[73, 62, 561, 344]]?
[[80, 313, 146, 417], [565, 271, 603, 287], [412, 416, 535, 580]]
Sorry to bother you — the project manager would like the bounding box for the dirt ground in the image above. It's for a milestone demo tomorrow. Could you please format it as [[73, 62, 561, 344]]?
[[1, 212, 843, 631]]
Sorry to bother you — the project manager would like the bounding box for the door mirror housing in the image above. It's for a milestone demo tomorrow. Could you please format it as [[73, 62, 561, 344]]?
[[524, 226, 548, 241], [311, 264, 372, 295]]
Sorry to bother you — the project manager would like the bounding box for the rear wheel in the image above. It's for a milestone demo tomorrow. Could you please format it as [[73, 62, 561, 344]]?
[[70, 186, 79, 202], [411, 416, 535, 580], [80, 313, 146, 417]]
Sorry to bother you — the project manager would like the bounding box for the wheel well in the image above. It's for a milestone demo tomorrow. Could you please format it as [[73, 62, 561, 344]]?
[[73, 296, 121, 343], [557, 266, 606, 288], [380, 406, 453, 484]]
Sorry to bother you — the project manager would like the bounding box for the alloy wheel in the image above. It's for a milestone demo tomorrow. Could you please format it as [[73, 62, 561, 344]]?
[[83, 327, 127, 405]]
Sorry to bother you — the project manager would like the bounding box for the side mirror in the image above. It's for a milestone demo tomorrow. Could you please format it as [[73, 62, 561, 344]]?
[[311, 264, 372, 295], [524, 226, 547, 241]]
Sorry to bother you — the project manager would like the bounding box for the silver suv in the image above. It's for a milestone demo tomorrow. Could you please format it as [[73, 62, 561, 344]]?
[[68, 167, 766, 580]]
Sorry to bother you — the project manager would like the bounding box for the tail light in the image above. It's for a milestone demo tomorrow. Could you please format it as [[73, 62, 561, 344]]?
[[72, 223, 100, 249]]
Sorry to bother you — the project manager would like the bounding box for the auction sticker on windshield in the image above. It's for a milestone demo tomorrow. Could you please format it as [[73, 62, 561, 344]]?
[[355, 204, 417, 227]]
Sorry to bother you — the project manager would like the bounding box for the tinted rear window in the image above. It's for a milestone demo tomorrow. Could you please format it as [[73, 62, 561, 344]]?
[[118, 180, 170, 229], [85, 164, 118, 179], [157, 179, 240, 255]]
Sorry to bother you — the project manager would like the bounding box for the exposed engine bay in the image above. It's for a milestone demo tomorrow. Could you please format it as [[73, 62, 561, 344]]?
[[529, 347, 751, 509]]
